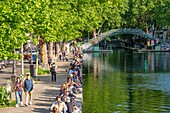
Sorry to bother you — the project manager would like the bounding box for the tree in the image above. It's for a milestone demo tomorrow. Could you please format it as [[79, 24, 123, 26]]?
[[123, 0, 170, 33], [0, 0, 30, 60]]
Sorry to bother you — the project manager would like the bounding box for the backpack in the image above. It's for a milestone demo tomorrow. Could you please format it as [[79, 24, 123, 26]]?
[[50, 65, 56, 73]]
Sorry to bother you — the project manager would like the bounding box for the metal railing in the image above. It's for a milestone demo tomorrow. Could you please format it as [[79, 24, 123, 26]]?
[[81, 28, 155, 51]]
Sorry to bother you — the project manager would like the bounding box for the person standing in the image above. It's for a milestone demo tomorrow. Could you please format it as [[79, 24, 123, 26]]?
[[24, 73, 34, 106], [50, 63, 57, 82], [61, 50, 66, 61], [14, 77, 23, 107]]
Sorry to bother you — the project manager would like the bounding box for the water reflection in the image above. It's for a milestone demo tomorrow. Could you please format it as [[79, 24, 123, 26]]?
[[83, 50, 170, 113], [111, 50, 170, 73]]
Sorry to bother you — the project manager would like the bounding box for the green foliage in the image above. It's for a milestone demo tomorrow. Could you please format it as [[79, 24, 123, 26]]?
[[38, 67, 50, 75], [26, 67, 50, 75], [123, 0, 170, 31], [0, 86, 14, 107], [0, 0, 169, 60]]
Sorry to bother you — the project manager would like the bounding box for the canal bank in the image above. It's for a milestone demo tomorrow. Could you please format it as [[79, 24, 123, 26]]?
[[0, 53, 82, 113]]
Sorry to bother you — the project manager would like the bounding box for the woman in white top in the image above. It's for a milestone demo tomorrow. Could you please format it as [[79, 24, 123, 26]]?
[[50, 96, 67, 113]]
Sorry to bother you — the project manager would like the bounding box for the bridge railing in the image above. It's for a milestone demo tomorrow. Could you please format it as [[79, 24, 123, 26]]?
[[81, 28, 156, 51]]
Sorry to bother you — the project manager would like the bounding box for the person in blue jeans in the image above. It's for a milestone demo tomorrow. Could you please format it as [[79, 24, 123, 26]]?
[[14, 77, 23, 107], [24, 73, 34, 106]]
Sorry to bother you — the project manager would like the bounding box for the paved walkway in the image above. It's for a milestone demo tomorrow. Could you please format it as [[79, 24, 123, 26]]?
[[0, 54, 82, 113]]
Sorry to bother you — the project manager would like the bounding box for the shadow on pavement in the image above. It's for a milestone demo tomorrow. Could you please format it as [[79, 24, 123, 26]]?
[[32, 108, 50, 113], [34, 102, 51, 107], [0, 71, 12, 74], [31, 74, 66, 113], [41, 89, 59, 97]]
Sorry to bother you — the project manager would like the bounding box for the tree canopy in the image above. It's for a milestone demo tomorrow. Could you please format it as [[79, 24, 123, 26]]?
[[0, 0, 169, 59], [123, 0, 170, 32]]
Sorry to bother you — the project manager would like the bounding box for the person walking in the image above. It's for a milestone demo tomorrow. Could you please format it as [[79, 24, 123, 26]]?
[[14, 77, 23, 107], [50, 63, 57, 82], [24, 73, 34, 106]]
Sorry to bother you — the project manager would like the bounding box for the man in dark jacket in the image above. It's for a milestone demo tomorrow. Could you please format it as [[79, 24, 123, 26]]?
[[50, 63, 57, 82]]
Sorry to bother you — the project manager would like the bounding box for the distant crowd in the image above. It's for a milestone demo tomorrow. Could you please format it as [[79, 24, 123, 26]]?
[[50, 50, 83, 113]]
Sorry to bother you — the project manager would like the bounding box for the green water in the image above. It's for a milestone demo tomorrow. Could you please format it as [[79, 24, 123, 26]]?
[[82, 49, 170, 113]]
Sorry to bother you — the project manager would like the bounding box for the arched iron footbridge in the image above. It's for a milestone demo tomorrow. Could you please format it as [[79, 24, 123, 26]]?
[[81, 28, 155, 51]]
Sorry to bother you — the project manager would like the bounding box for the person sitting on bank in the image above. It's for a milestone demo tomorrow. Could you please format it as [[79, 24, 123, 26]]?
[[50, 96, 67, 113], [24, 73, 34, 106], [50, 63, 57, 82], [53, 106, 58, 113]]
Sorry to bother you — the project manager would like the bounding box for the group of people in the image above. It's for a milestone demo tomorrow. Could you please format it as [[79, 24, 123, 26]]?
[[58, 50, 69, 61], [50, 51, 83, 113], [13, 48, 83, 113], [13, 73, 34, 107]]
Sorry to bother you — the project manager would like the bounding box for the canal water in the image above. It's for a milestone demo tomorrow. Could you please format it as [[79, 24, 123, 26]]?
[[82, 49, 170, 113]]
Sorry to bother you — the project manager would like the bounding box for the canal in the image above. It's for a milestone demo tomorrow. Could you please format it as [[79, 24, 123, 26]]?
[[82, 49, 170, 113]]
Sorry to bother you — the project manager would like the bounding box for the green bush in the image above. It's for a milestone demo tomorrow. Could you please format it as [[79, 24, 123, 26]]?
[[0, 86, 15, 107], [25, 67, 50, 75], [38, 67, 50, 75]]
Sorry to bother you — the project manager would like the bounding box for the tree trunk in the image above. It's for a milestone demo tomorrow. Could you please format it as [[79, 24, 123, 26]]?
[[145, 21, 149, 34], [93, 30, 97, 43], [39, 36, 48, 66], [55, 42, 57, 57], [35, 36, 40, 77], [48, 42, 53, 59], [93, 30, 97, 38], [60, 42, 63, 51], [35, 46, 39, 77], [12, 59, 17, 76], [62, 42, 66, 51], [56, 42, 60, 54], [153, 21, 157, 37], [66, 43, 70, 53], [11, 48, 17, 90], [53, 42, 56, 57]]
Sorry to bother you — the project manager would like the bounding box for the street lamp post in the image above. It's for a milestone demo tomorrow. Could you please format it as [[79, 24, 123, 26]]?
[[21, 44, 24, 75], [27, 33, 35, 78], [12, 48, 17, 76], [35, 36, 40, 78]]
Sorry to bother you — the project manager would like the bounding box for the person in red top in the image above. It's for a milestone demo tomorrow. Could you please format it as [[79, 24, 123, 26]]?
[[14, 77, 23, 107]]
